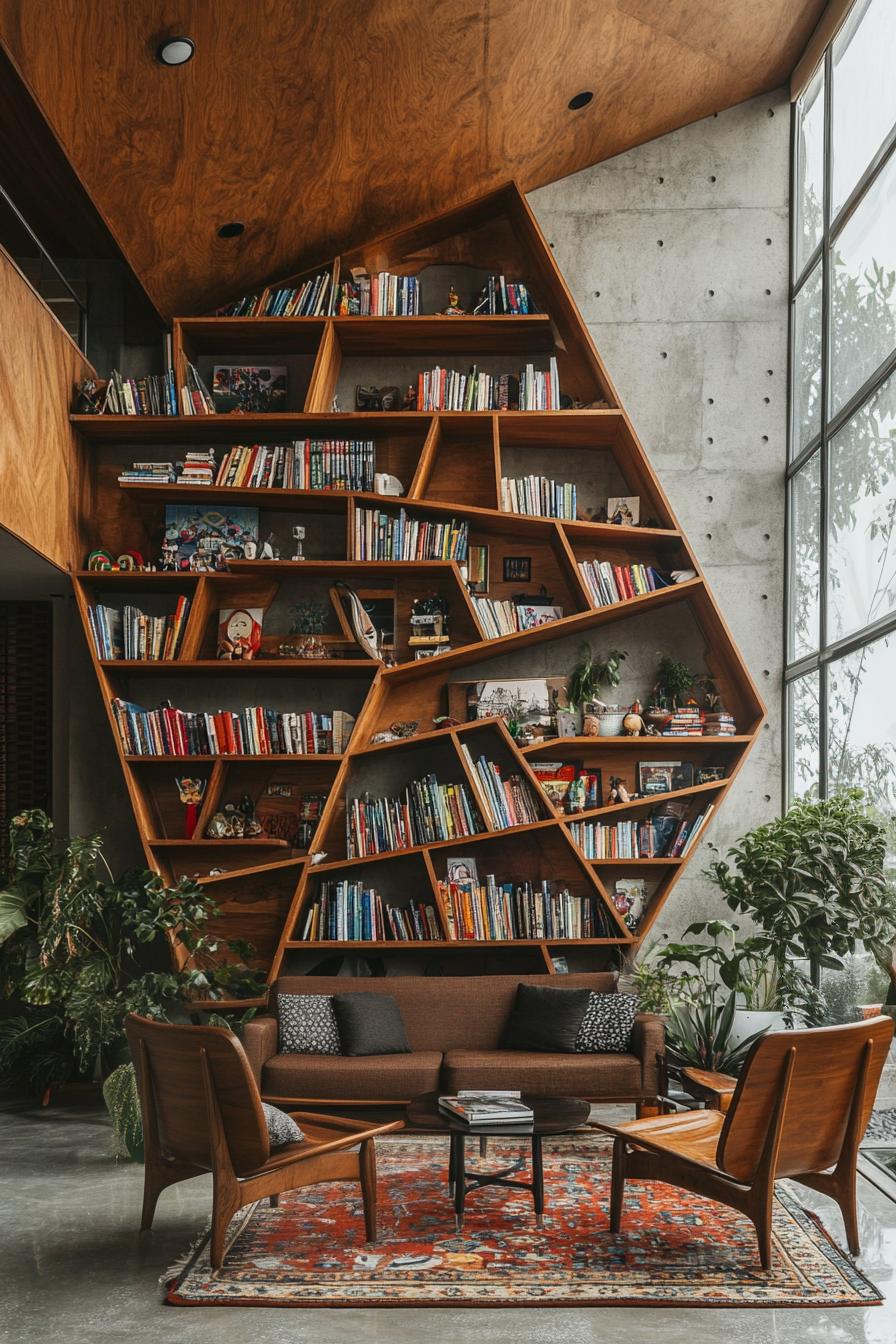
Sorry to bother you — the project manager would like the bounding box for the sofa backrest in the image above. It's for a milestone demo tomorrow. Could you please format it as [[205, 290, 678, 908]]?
[[272, 972, 619, 1052]]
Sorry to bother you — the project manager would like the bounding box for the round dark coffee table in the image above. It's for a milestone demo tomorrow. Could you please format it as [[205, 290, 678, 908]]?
[[406, 1092, 590, 1230]]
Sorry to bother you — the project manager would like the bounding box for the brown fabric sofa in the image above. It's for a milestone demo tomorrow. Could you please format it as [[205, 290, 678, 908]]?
[[242, 973, 664, 1116]]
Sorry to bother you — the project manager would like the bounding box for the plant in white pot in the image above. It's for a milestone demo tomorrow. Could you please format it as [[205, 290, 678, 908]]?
[[707, 788, 896, 1027], [567, 644, 627, 736]]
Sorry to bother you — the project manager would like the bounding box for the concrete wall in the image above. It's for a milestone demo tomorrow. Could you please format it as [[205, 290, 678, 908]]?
[[528, 89, 789, 944]]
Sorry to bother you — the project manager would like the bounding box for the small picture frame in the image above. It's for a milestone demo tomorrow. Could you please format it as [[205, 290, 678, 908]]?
[[446, 856, 479, 887], [503, 555, 531, 582], [555, 709, 579, 738], [467, 544, 489, 594], [696, 765, 727, 785], [607, 495, 640, 526]]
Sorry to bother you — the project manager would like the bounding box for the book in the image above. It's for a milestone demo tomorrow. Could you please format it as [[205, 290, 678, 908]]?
[[111, 699, 342, 756], [180, 363, 215, 415], [87, 598, 189, 661], [458, 746, 541, 830], [337, 270, 420, 316], [211, 364, 287, 413], [438, 1093, 534, 1125], [353, 506, 469, 562], [216, 267, 337, 317], [300, 881, 439, 942], [438, 874, 611, 941], [500, 475, 576, 519], [213, 440, 376, 492], [346, 775, 483, 857], [577, 559, 672, 607], [472, 276, 536, 315], [102, 370, 179, 416]]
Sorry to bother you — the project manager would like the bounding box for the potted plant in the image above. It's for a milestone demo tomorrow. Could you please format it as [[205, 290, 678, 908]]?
[[707, 789, 896, 1026], [568, 644, 626, 735]]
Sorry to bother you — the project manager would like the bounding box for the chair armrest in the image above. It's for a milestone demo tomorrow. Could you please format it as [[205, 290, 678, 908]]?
[[631, 1012, 665, 1097], [681, 1066, 738, 1112], [242, 1015, 278, 1088]]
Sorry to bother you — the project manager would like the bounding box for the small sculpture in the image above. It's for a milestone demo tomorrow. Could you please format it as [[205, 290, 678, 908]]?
[[74, 377, 108, 414], [432, 715, 461, 729], [309, 850, 328, 866], [402, 385, 417, 411], [205, 812, 230, 839], [290, 525, 306, 561], [622, 699, 647, 737], [607, 776, 632, 805], [441, 286, 466, 316]]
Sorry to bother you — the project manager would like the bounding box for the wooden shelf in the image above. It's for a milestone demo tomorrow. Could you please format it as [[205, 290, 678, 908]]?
[[71, 185, 763, 984]]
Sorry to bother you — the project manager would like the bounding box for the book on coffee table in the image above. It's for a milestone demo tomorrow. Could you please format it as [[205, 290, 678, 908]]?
[[438, 1091, 534, 1125]]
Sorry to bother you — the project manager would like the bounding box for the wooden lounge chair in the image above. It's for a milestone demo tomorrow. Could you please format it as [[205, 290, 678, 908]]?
[[126, 1013, 402, 1268], [596, 1015, 894, 1268]]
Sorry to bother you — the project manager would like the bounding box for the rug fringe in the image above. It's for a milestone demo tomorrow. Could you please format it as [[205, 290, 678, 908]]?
[[159, 1218, 210, 1298]]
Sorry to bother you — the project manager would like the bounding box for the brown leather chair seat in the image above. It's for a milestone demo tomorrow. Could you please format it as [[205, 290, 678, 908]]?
[[262, 1050, 443, 1102], [443, 1048, 642, 1096]]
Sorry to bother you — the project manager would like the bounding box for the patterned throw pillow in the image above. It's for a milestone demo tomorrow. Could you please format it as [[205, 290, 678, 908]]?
[[261, 1102, 304, 1147], [574, 992, 638, 1053], [278, 993, 342, 1055]]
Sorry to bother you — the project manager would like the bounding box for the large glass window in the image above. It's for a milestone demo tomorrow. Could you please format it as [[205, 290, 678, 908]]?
[[787, 0, 896, 817]]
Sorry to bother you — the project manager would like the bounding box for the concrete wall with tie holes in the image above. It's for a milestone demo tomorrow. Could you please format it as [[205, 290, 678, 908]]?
[[529, 89, 789, 944]]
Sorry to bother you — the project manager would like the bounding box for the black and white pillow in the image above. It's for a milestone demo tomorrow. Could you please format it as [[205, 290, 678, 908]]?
[[278, 993, 342, 1055], [262, 1102, 304, 1147], [574, 992, 638, 1054]]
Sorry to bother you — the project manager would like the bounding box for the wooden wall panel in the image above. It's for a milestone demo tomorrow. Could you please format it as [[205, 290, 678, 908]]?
[[0, 0, 826, 318], [0, 246, 94, 571]]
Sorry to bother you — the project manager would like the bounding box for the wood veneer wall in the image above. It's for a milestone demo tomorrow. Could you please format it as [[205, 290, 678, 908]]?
[[0, 245, 93, 571]]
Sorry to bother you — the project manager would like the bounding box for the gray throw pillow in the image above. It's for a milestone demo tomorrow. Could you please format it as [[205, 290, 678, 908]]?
[[332, 992, 411, 1056], [574, 992, 638, 1053], [278, 993, 341, 1055], [261, 1102, 304, 1147], [500, 984, 592, 1053]]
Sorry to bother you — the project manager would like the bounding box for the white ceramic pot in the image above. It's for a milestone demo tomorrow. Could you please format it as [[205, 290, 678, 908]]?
[[730, 1008, 787, 1048], [598, 706, 626, 736]]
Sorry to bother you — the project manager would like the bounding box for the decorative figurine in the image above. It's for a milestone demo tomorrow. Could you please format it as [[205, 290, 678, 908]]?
[[441, 286, 466, 316], [74, 377, 108, 414], [176, 776, 206, 838], [607, 776, 632, 805], [290, 524, 306, 561], [159, 541, 179, 572], [402, 385, 417, 411], [238, 794, 263, 836], [622, 699, 647, 736], [205, 811, 230, 839]]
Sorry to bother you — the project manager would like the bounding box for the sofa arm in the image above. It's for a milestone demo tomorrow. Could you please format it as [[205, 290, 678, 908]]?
[[631, 1012, 665, 1097], [242, 1015, 278, 1088]]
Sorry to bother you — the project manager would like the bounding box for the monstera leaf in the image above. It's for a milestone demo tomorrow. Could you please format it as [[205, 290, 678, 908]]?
[[0, 881, 34, 944]]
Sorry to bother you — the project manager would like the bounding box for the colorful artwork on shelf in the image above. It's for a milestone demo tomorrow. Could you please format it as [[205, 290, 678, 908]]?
[[217, 608, 264, 660], [211, 364, 288, 413], [162, 504, 260, 572], [607, 495, 640, 526]]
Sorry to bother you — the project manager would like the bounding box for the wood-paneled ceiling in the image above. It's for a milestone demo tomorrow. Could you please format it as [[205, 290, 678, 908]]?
[[0, 0, 825, 319]]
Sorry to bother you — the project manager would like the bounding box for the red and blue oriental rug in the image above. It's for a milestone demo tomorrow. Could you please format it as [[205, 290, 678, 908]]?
[[164, 1136, 881, 1308]]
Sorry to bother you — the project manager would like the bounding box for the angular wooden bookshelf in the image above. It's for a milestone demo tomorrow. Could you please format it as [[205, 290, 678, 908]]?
[[70, 182, 764, 989]]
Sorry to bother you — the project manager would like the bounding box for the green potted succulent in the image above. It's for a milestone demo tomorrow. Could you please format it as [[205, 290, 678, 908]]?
[[568, 643, 627, 734], [707, 789, 896, 1026]]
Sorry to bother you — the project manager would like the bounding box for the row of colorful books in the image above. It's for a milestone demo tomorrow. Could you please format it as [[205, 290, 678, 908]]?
[[500, 474, 577, 519], [117, 462, 177, 484], [299, 882, 440, 942], [439, 876, 613, 941], [111, 698, 354, 757], [177, 450, 217, 486], [662, 707, 706, 738], [472, 597, 563, 639], [458, 747, 541, 830], [87, 599, 189, 661], [216, 268, 421, 319], [346, 777, 482, 857], [180, 362, 216, 415], [578, 560, 673, 607], [569, 806, 715, 860], [102, 370, 178, 416], [212, 440, 377, 492], [340, 272, 420, 316], [415, 366, 519, 412], [353, 507, 469, 562], [472, 276, 535, 315]]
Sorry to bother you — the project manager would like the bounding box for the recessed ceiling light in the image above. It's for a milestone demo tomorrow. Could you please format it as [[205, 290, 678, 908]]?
[[568, 91, 593, 110], [157, 37, 195, 66], [217, 222, 245, 239]]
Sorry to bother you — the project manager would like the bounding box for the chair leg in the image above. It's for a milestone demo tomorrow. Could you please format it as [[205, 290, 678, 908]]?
[[610, 1137, 627, 1233], [751, 1186, 775, 1271], [140, 1164, 165, 1231], [834, 1170, 860, 1256], [210, 1175, 241, 1270], [359, 1138, 377, 1244]]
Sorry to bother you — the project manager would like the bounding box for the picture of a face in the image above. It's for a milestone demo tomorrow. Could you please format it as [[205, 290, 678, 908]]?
[[227, 610, 254, 642]]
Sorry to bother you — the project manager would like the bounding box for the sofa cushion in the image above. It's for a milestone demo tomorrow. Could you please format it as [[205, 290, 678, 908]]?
[[500, 984, 591, 1053], [262, 1051, 442, 1102], [261, 1102, 305, 1147], [278, 993, 341, 1055], [442, 1048, 643, 1097], [575, 992, 639, 1053], [332, 992, 411, 1056]]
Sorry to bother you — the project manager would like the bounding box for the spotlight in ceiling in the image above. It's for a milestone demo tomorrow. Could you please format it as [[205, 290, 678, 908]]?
[[568, 90, 594, 110], [217, 222, 245, 239], [156, 36, 195, 66]]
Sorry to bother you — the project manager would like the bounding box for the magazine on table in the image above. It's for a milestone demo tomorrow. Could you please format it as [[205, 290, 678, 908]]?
[[438, 1091, 534, 1125]]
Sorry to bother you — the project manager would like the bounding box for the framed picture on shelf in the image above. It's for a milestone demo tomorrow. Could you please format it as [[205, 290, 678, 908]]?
[[607, 495, 640, 526], [163, 503, 259, 571], [503, 555, 531, 582], [516, 603, 563, 631], [217, 607, 264, 660], [211, 364, 287, 413], [696, 765, 727, 784], [467, 544, 489, 594], [638, 761, 694, 794], [555, 709, 579, 738], [446, 856, 479, 887]]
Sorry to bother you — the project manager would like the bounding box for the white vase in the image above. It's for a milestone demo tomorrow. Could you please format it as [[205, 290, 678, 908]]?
[[730, 1008, 787, 1048], [598, 707, 626, 736]]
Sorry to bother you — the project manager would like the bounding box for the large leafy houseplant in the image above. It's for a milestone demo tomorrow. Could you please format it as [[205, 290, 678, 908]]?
[[707, 789, 896, 1019], [0, 809, 262, 1094], [568, 644, 626, 708]]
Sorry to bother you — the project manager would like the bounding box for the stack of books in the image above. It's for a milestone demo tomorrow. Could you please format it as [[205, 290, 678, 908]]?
[[102, 370, 178, 416], [472, 277, 534, 314], [472, 597, 563, 639], [117, 461, 176, 484], [578, 560, 672, 606], [704, 710, 737, 736], [339, 272, 420, 316], [353, 507, 469, 562], [176, 450, 216, 487], [346, 777, 483, 856], [459, 746, 541, 830], [662, 707, 704, 737], [214, 440, 376, 492], [439, 874, 611, 940], [300, 882, 439, 942], [217, 270, 335, 317], [111, 700, 354, 757], [519, 358, 561, 410], [500, 474, 576, 519], [180, 363, 215, 415], [438, 1092, 534, 1125], [87, 598, 189, 661]]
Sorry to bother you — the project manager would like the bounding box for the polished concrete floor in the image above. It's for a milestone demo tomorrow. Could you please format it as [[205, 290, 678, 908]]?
[[2, 1100, 896, 1344]]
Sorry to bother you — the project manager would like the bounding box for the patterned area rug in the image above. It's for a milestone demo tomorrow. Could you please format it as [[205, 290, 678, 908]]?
[[165, 1136, 881, 1308]]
